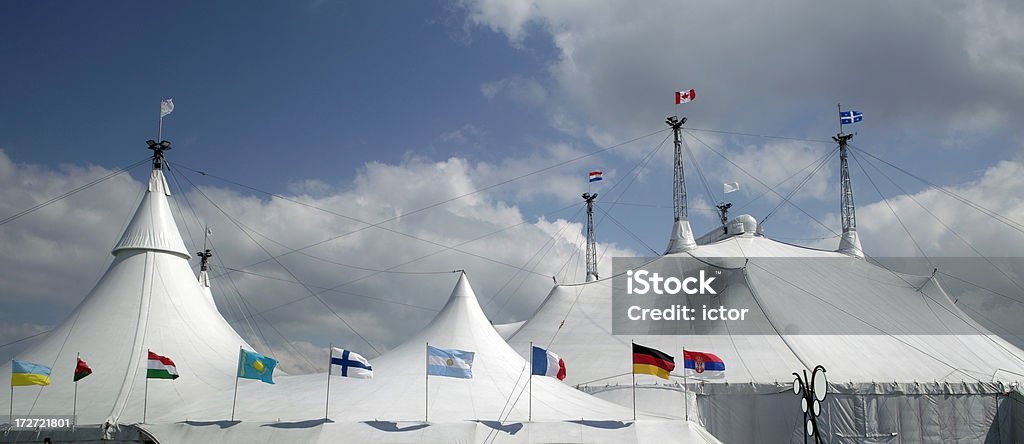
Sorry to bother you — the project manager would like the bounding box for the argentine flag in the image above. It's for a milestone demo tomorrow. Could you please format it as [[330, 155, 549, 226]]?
[[427, 345, 474, 379]]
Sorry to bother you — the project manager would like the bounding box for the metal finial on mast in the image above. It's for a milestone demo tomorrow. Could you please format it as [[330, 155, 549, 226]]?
[[666, 115, 689, 222], [146, 139, 172, 170], [834, 104, 856, 233], [582, 192, 599, 281], [197, 249, 213, 272], [716, 202, 732, 226]]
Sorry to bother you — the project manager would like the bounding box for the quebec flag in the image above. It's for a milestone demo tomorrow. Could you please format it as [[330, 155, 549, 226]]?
[[531, 346, 566, 380], [839, 110, 863, 125], [427, 345, 474, 379]]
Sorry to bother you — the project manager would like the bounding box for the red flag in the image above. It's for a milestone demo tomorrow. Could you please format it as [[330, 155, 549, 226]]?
[[675, 88, 696, 104], [74, 357, 92, 382]]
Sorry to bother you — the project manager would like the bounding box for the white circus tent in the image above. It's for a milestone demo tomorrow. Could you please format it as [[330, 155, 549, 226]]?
[[1, 159, 720, 443], [0, 167, 254, 434], [505, 217, 1024, 443]]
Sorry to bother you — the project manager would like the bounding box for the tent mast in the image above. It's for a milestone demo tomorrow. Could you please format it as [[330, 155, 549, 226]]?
[[664, 116, 697, 254], [835, 104, 864, 257], [582, 192, 599, 282], [835, 104, 857, 234], [668, 116, 689, 222]]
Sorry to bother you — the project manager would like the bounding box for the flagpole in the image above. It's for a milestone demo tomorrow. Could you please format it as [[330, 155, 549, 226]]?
[[424, 342, 429, 423], [143, 349, 149, 424], [631, 340, 636, 421], [231, 346, 241, 421], [682, 348, 688, 422], [73, 352, 79, 432], [528, 341, 533, 422], [158, 108, 163, 142], [325, 344, 332, 421], [837, 103, 843, 135], [9, 363, 13, 428]]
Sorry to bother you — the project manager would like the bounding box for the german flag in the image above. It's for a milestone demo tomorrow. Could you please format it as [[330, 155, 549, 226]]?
[[632, 343, 675, 379]]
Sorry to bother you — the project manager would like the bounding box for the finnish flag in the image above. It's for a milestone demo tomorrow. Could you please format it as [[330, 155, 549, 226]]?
[[330, 347, 373, 378], [427, 345, 474, 379], [839, 110, 863, 125]]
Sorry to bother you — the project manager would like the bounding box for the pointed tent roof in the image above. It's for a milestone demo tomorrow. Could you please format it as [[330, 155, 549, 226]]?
[[0, 167, 253, 426], [508, 234, 1024, 389], [112, 169, 190, 259], [137, 273, 721, 442]]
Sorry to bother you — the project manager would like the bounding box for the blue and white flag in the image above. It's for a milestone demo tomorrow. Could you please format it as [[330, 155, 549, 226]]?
[[330, 347, 373, 379], [839, 110, 863, 125], [427, 345, 474, 379]]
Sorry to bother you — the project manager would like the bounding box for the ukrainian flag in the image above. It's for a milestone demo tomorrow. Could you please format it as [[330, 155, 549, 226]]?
[[11, 360, 51, 387], [237, 349, 277, 384]]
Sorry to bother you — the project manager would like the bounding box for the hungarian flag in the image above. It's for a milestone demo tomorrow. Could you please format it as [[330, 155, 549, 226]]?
[[147, 351, 179, 380], [74, 357, 92, 382], [675, 88, 695, 104], [632, 343, 675, 380]]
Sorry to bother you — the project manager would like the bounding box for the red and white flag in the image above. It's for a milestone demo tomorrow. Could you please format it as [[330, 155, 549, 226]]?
[[675, 88, 696, 104]]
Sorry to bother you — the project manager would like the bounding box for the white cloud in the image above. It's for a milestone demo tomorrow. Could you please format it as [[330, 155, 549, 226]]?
[[456, 0, 1024, 144], [0, 149, 635, 371], [480, 76, 547, 106]]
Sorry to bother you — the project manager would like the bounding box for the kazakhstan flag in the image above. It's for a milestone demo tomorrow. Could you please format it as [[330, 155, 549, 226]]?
[[237, 349, 277, 384]]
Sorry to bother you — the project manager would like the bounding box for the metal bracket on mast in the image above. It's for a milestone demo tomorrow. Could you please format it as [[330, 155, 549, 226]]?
[[582, 192, 599, 281], [197, 249, 213, 272], [146, 139, 172, 170], [716, 202, 732, 227]]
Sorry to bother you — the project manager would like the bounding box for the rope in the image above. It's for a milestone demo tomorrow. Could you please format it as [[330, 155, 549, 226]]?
[[761, 147, 838, 225], [684, 130, 838, 236], [0, 157, 150, 227], [173, 167, 383, 355], [855, 149, 1024, 298], [167, 128, 667, 272], [852, 145, 1024, 235], [681, 133, 717, 208], [848, 150, 932, 260], [686, 126, 833, 144]]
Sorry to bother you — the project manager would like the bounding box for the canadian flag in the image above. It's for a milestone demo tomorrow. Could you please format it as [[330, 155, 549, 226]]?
[[675, 88, 696, 104]]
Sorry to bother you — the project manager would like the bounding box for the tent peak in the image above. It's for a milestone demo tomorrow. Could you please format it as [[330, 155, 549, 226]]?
[[111, 169, 190, 259]]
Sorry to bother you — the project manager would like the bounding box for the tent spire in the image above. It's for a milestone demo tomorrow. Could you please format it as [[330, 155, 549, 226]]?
[[582, 192, 598, 282], [664, 115, 697, 254], [835, 104, 863, 257], [110, 139, 190, 259]]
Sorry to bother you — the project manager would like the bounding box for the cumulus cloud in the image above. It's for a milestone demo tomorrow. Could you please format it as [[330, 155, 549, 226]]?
[[0, 149, 635, 371], [480, 75, 548, 107], [455, 0, 1024, 144]]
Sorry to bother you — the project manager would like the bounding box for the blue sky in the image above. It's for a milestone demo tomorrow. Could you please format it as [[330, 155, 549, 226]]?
[[3, 0, 1024, 368]]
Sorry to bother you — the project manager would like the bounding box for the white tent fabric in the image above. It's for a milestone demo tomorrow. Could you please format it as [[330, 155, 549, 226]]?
[[0, 168, 254, 429], [128, 273, 721, 443], [664, 219, 697, 254], [1, 166, 721, 443], [507, 225, 1024, 442]]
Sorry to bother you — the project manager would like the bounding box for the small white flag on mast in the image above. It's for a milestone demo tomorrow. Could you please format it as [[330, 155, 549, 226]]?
[[723, 182, 740, 194], [160, 98, 174, 117]]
